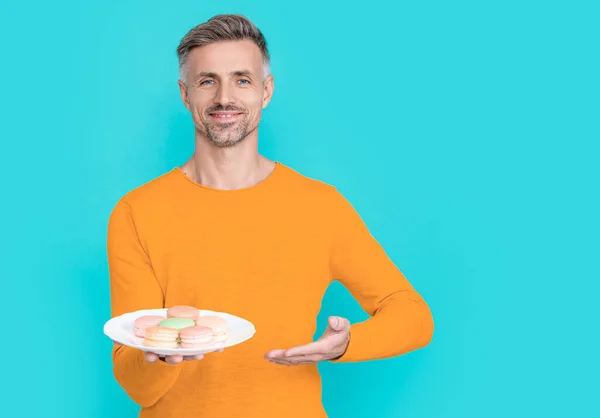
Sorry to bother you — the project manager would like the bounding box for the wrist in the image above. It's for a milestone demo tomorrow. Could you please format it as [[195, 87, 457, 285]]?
[[330, 333, 351, 361]]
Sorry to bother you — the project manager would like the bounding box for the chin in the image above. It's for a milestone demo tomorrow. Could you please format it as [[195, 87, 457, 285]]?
[[208, 133, 247, 148], [207, 125, 253, 148], [211, 139, 243, 148]]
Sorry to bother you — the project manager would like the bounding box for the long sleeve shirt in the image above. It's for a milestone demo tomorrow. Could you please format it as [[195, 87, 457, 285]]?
[[107, 162, 434, 418]]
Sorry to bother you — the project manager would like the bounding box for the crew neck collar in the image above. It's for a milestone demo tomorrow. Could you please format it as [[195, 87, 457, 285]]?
[[172, 161, 283, 194]]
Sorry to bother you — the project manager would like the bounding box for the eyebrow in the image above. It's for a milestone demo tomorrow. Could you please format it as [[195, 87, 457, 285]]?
[[194, 70, 253, 82]]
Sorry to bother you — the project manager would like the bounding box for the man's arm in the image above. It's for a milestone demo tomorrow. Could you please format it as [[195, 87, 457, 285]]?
[[107, 199, 183, 407], [327, 187, 434, 363]]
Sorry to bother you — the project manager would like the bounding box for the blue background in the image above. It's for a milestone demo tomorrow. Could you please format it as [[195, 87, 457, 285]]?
[[1, 0, 598, 417]]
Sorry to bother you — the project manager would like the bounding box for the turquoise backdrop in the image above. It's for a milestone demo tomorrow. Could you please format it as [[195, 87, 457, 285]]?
[[1, 0, 598, 417]]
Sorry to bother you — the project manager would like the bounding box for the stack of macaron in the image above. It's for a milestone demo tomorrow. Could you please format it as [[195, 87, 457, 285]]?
[[133, 305, 229, 349]]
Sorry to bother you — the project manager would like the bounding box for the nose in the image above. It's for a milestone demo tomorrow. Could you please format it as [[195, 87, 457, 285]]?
[[214, 82, 233, 105]]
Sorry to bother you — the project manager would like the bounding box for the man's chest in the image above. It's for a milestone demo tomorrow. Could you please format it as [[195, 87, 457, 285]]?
[[146, 209, 332, 327]]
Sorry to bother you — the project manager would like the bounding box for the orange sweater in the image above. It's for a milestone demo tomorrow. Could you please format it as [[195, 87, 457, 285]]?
[[107, 162, 434, 418]]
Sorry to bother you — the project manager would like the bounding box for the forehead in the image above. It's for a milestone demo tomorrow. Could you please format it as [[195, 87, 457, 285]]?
[[186, 40, 263, 75]]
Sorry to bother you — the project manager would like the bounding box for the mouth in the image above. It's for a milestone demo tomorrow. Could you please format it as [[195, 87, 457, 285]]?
[[208, 111, 244, 122]]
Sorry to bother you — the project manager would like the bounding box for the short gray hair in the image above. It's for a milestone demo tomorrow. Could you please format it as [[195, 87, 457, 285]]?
[[176, 14, 271, 84]]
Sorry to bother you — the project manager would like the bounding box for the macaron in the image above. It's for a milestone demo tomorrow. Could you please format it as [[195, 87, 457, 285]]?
[[195, 315, 228, 342], [167, 305, 199, 321], [159, 317, 196, 331], [179, 326, 216, 349], [133, 315, 165, 338], [143, 326, 179, 349]]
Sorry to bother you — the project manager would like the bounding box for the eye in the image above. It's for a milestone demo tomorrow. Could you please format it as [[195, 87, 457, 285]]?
[[238, 79, 250, 85], [200, 79, 214, 86]]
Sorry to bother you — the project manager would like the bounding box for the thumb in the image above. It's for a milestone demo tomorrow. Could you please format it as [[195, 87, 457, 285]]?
[[328, 316, 350, 333]]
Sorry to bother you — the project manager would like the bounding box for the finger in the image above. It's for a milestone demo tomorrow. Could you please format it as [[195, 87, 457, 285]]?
[[145, 352, 159, 363], [165, 354, 183, 364], [268, 355, 322, 366], [280, 354, 324, 364], [183, 354, 204, 361], [264, 349, 286, 360], [267, 358, 293, 366], [283, 340, 327, 358], [328, 316, 351, 333]]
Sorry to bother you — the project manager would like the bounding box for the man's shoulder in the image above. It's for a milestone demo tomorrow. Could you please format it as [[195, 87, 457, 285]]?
[[277, 163, 340, 197], [277, 163, 357, 216], [111, 169, 180, 212]]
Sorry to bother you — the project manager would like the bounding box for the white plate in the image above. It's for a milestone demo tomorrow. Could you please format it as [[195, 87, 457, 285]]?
[[103, 308, 256, 356]]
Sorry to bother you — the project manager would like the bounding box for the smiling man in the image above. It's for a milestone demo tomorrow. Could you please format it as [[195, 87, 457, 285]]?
[[107, 14, 434, 418]]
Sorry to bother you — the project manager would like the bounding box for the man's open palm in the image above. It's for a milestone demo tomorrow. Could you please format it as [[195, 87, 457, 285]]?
[[265, 316, 351, 366]]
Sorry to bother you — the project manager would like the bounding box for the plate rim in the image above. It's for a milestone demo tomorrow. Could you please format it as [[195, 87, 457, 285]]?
[[103, 308, 256, 355]]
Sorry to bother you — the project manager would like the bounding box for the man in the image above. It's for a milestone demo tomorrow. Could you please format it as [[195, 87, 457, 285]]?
[[108, 14, 434, 418]]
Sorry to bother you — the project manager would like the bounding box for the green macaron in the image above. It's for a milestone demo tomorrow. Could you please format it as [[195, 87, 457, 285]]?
[[159, 317, 195, 330]]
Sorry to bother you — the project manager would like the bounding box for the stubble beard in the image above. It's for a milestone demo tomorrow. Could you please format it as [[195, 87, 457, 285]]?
[[203, 117, 252, 148]]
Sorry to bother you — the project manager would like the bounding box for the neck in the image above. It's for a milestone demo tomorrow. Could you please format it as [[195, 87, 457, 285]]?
[[181, 130, 275, 190]]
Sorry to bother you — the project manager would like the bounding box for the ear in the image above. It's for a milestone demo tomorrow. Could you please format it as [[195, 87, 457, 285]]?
[[178, 79, 191, 111], [262, 74, 274, 109]]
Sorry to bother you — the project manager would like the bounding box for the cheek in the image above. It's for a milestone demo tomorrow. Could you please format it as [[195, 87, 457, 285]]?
[[188, 97, 210, 119], [187, 90, 208, 106], [246, 94, 266, 116]]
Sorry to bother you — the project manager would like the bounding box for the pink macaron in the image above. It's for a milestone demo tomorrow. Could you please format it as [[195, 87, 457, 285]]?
[[167, 305, 199, 322], [179, 326, 216, 349], [143, 326, 179, 349], [133, 315, 165, 338], [194, 315, 229, 342]]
